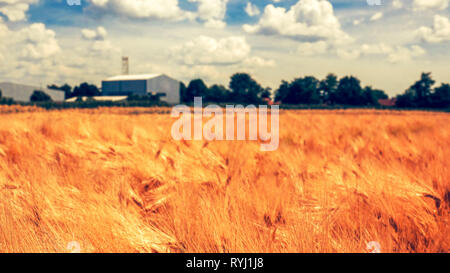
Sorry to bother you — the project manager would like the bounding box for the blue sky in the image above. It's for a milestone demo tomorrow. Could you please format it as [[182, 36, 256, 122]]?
[[0, 0, 449, 96], [25, 1, 366, 27]]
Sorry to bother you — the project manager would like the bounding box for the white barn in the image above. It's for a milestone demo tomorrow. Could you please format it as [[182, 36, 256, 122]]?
[[0, 82, 65, 102], [101, 74, 181, 104]]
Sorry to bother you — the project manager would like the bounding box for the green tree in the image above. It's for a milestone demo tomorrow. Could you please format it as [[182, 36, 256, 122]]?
[[319, 73, 338, 103], [186, 79, 208, 102], [179, 82, 188, 103], [207, 84, 230, 103], [30, 90, 52, 102], [0, 89, 2, 99], [274, 80, 290, 103], [361, 86, 389, 105], [336, 76, 363, 105], [261, 87, 272, 100], [410, 72, 435, 107], [72, 83, 100, 97], [396, 89, 416, 108], [432, 83, 450, 108], [396, 72, 436, 108], [286, 76, 320, 104], [372, 89, 389, 100], [229, 73, 264, 104]]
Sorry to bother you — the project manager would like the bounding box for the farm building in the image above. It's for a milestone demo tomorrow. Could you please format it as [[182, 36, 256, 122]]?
[[0, 82, 65, 102], [101, 74, 181, 104]]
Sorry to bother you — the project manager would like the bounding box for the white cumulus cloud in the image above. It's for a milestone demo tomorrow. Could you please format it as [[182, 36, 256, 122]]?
[[81, 26, 108, 41], [245, 2, 260, 17], [297, 41, 329, 56], [16, 23, 61, 60], [189, 0, 229, 28], [87, 0, 192, 20], [170, 35, 274, 69], [171, 36, 251, 66], [413, 0, 448, 11], [337, 43, 426, 63], [87, 0, 230, 28], [416, 15, 450, 43], [243, 0, 352, 45], [0, 0, 38, 22]]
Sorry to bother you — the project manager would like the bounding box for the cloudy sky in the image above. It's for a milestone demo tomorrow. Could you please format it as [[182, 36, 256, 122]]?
[[0, 0, 449, 96]]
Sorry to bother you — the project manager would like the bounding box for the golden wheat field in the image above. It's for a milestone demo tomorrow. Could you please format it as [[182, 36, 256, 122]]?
[[0, 105, 448, 253]]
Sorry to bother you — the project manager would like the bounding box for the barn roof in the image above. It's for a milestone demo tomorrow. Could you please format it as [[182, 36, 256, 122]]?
[[103, 74, 163, 82]]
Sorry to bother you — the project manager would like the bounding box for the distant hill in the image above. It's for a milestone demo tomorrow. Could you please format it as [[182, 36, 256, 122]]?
[[0, 82, 65, 102]]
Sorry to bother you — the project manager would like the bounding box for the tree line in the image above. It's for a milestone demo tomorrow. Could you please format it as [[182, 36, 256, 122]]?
[[180, 73, 271, 104], [47, 82, 100, 99], [180, 72, 449, 109], [181, 73, 388, 106], [0, 72, 448, 109], [396, 73, 450, 108]]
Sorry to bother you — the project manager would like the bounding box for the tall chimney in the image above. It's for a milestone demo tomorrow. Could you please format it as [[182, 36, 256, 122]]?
[[122, 56, 129, 75]]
